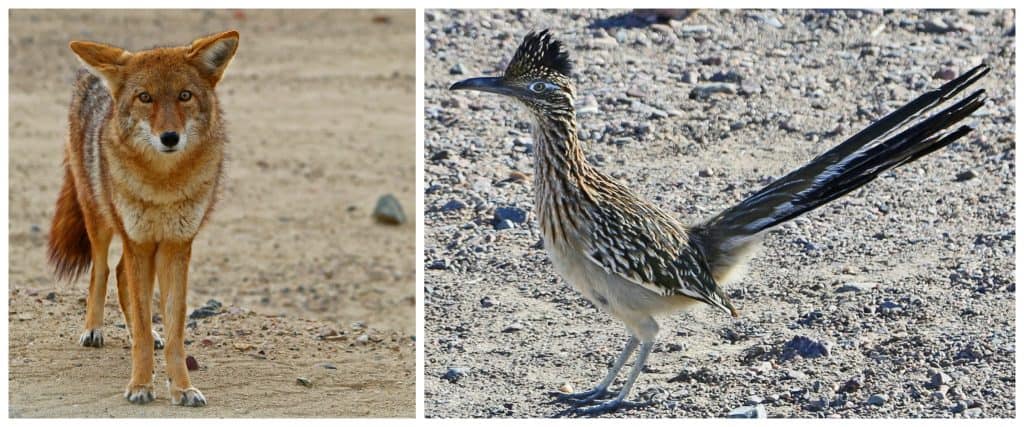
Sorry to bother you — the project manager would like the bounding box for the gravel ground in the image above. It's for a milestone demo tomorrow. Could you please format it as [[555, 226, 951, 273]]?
[[423, 9, 1015, 418]]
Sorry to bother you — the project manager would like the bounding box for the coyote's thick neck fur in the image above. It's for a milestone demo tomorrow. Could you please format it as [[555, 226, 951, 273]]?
[[71, 70, 225, 243]]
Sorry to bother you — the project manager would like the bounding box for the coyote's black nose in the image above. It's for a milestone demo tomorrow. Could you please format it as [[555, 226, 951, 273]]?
[[160, 132, 180, 147]]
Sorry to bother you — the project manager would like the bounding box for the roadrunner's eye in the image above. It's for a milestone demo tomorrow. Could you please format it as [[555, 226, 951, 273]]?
[[178, 90, 192, 101], [138, 92, 152, 103], [528, 81, 549, 93]]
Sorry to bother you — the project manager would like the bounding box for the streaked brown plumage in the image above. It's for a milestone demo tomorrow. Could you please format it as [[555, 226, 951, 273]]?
[[450, 29, 989, 415]]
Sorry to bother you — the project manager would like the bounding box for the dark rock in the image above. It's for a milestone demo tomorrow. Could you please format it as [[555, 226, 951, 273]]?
[[701, 56, 724, 66], [189, 299, 223, 319], [443, 367, 468, 382], [806, 396, 829, 411], [427, 259, 448, 270], [430, 150, 450, 161], [951, 400, 968, 413], [878, 300, 903, 314], [919, 17, 953, 33], [955, 170, 977, 182], [373, 194, 407, 225], [440, 199, 468, 212], [493, 206, 527, 228], [781, 335, 831, 360], [929, 371, 953, 388], [709, 70, 743, 83], [841, 375, 864, 392], [934, 67, 958, 80]]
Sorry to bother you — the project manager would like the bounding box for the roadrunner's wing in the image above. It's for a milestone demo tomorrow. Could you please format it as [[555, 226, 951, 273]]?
[[580, 181, 739, 316]]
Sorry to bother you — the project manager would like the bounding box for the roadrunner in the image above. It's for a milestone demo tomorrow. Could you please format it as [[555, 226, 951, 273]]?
[[449, 30, 989, 414]]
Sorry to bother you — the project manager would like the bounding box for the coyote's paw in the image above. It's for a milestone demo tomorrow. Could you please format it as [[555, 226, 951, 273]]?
[[170, 386, 207, 407], [79, 329, 104, 347], [153, 330, 165, 350], [126, 329, 165, 350], [124, 383, 155, 404]]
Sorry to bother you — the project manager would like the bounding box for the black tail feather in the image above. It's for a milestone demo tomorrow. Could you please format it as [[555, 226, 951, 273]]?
[[695, 64, 989, 276]]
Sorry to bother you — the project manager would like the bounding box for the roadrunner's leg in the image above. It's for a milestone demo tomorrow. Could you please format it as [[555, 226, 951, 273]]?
[[573, 340, 654, 415], [554, 336, 638, 403]]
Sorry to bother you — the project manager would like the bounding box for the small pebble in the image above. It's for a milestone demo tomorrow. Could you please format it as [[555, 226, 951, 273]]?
[[955, 170, 977, 182], [868, 393, 889, 406], [690, 83, 737, 99], [443, 367, 468, 382], [373, 194, 406, 225], [934, 67, 958, 80], [727, 404, 767, 418]]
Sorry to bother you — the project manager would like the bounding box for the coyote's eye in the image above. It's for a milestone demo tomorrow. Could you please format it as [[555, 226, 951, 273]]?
[[178, 90, 192, 102], [138, 92, 152, 103]]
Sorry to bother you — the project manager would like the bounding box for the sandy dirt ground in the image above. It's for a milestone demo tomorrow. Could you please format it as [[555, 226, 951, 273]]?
[[423, 9, 1015, 418], [8, 9, 415, 417]]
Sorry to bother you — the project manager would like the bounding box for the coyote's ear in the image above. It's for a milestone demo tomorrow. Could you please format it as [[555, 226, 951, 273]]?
[[69, 41, 131, 91], [187, 30, 239, 86]]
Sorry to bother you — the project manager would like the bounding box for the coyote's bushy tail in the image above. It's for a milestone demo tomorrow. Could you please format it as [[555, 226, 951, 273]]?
[[47, 168, 91, 282]]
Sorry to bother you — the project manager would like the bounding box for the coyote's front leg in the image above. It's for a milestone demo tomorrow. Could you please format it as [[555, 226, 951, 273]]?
[[123, 240, 157, 404], [157, 240, 205, 407]]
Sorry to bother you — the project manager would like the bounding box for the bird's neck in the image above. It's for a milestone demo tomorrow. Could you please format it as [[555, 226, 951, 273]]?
[[529, 109, 594, 247], [530, 111, 590, 182]]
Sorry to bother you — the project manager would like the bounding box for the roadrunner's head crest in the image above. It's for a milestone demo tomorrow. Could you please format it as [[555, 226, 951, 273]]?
[[450, 30, 576, 117], [504, 30, 572, 80]]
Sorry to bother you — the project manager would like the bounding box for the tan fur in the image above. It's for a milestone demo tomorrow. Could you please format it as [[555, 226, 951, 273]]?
[[47, 30, 239, 406]]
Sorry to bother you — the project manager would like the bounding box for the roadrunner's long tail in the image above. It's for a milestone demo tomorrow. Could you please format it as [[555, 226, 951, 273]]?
[[695, 64, 990, 283]]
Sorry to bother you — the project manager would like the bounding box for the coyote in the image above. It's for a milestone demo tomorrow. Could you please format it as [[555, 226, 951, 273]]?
[[47, 30, 239, 406]]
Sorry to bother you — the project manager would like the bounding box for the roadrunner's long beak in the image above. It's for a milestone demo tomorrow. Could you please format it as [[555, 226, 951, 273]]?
[[450, 77, 524, 98]]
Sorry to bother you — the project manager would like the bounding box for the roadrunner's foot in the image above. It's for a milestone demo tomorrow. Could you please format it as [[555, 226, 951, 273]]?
[[549, 388, 614, 405], [569, 398, 648, 416]]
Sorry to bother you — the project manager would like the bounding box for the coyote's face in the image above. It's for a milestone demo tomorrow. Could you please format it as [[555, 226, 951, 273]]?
[[70, 31, 239, 158]]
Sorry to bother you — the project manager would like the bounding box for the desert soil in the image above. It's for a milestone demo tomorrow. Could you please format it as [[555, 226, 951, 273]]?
[[8, 9, 416, 417], [423, 9, 1015, 418]]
